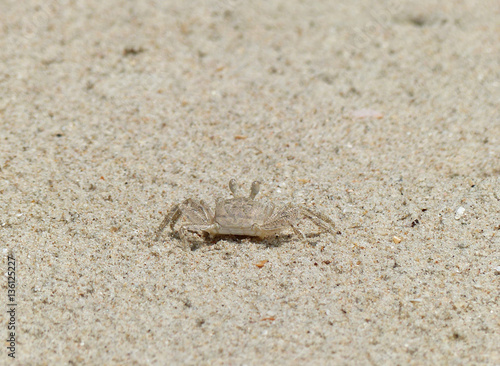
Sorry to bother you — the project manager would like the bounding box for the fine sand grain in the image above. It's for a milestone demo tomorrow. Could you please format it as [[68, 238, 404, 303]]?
[[1, 0, 499, 364]]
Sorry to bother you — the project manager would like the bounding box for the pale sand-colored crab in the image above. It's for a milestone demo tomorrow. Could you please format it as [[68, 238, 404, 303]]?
[[155, 179, 336, 243]]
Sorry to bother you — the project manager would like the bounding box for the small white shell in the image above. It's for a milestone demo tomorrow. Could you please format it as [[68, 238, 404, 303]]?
[[455, 206, 465, 220]]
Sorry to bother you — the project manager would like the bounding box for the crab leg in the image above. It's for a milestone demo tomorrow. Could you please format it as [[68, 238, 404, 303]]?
[[154, 204, 182, 240], [288, 222, 306, 239], [298, 206, 336, 235], [260, 204, 335, 237]]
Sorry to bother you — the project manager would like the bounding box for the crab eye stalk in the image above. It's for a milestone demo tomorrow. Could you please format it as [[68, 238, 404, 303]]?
[[229, 178, 238, 196], [249, 181, 261, 199]]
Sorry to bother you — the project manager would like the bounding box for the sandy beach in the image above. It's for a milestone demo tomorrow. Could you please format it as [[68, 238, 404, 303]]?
[[1, 0, 499, 364]]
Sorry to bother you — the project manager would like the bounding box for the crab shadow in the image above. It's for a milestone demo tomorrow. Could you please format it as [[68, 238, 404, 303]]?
[[168, 231, 326, 251]]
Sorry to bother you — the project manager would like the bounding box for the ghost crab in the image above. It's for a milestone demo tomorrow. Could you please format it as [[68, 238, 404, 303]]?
[[154, 179, 336, 243]]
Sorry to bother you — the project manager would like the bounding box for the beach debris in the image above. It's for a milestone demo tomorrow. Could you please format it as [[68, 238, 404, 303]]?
[[255, 260, 268, 268], [455, 206, 466, 220], [393, 236, 402, 244], [123, 46, 145, 56], [261, 316, 276, 321], [155, 178, 336, 243]]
